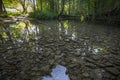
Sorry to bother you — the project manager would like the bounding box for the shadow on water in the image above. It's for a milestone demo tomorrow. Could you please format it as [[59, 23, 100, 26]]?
[[0, 20, 120, 80]]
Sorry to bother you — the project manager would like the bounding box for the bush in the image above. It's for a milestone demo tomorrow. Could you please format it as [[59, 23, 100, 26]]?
[[0, 11, 23, 18], [29, 10, 57, 19], [7, 11, 22, 16], [0, 13, 8, 18]]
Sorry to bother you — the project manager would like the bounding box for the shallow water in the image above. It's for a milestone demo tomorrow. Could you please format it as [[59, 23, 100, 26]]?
[[0, 20, 120, 80]]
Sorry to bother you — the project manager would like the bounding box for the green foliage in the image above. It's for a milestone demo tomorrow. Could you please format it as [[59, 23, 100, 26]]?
[[29, 10, 57, 19], [0, 13, 8, 18], [0, 11, 22, 18], [3, 0, 19, 7], [7, 11, 22, 16], [1, 0, 120, 24]]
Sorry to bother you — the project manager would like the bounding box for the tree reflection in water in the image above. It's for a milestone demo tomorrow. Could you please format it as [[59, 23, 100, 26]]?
[[0, 20, 120, 80]]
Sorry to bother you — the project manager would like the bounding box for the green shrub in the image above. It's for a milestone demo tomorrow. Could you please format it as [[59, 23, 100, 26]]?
[[7, 11, 22, 16], [29, 10, 57, 19], [0, 13, 8, 18]]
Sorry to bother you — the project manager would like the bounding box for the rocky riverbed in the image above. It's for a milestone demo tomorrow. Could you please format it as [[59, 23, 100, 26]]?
[[0, 20, 120, 80]]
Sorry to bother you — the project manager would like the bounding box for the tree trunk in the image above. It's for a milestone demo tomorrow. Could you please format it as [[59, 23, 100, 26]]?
[[23, 0, 27, 13], [68, 0, 70, 15], [55, 0, 59, 14], [92, 0, 97, 21], [19, 0, 27, 13], [0, 0, 6, 13], [0, 0, 3, 13], [58, 0, 65, 17], [40, 0, 42, 11], [49, 0, 54, 12], [33, 0, 36, 11]]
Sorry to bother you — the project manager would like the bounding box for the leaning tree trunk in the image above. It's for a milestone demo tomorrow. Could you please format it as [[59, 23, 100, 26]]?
[[0, 0, 6, 13], [0, 0, 3, 13], [22, 0, 27, 13], [19, 0, 27, 14]]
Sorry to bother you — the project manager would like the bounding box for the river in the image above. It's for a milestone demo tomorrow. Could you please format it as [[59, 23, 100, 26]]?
[[0, 20, 120, 80]]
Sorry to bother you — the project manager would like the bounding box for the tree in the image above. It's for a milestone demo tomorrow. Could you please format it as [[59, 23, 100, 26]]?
[[33, 0, 36, 11], [40, 0, 42, 11], [18, 0, 27, 13], [58, 0, 66, 17], [0, 0, 6, 13]]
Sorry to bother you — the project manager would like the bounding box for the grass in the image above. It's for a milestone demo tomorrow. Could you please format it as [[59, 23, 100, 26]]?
[[7, 11, 22, 17], [0, 11, 22, 18], [29, 10, 57, 19]]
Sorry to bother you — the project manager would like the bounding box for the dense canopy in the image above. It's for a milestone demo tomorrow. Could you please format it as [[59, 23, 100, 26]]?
[[0, 0, 120, 21]]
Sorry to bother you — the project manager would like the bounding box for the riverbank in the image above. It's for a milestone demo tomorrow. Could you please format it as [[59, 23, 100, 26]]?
[[0, 14, 32, 23], [0, 14, 120, 26]]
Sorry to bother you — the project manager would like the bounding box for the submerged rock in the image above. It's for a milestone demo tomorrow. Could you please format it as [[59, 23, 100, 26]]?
[[42, 76, 53, 80], [105, 67, 119, 76]]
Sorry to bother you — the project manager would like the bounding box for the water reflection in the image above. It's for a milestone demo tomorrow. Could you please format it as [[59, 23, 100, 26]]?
[[65, 30, 68, 35], [93, 48, 99, 54], [0, 20, 120, 80], [71, 33, 76, 41], [0, 20, 119, 53], [42, 65, 70, 80]]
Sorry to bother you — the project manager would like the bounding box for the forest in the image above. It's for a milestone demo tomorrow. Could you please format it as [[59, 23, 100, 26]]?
[[0, 0, 120, 24], [0, 0, 120, 80]]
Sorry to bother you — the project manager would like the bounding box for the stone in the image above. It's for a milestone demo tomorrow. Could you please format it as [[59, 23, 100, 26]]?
[[70, 75, 78, 80], [82, 72, 90, 77], [75, 48, 81, 56], [48, 60, 55, 65], [104, 62, 113, 67], [105, 67, 119, 76], [85, 63, 96, 69], [56, 50, 61, 55], [68, 64, 78, 68], [40, 65, 50, 72], [92, 55, 101, 60], [31, 67, 41, 71]]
